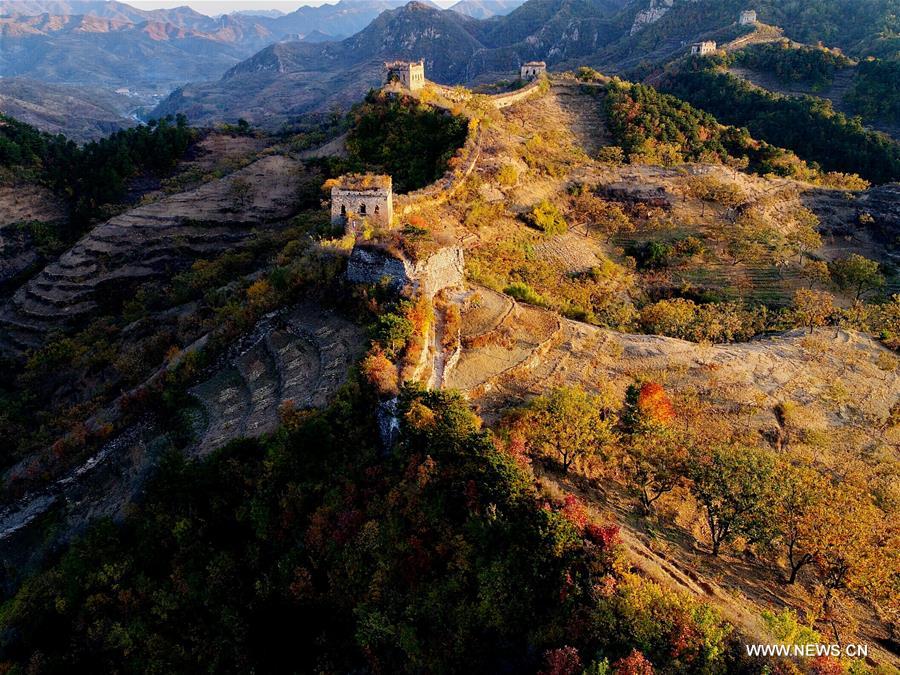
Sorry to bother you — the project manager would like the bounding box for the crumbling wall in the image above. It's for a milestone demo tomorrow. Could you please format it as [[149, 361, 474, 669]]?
[[411, 246, 465, 297], [346, 245, 464, 297], [346, 246, 411, 289]]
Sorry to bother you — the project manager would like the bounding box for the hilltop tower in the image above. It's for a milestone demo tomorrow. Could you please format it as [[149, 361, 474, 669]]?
[[520, 61, 547, 81], [385, 60, 426, 92], [690, 41, 717, 56], [330, 174, 393, 232], [739, 9, 757, 25]]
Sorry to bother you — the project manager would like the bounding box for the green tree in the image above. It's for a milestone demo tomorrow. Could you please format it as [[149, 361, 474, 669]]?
[[371, 312, 413, 356], [525, 386, 614, 473], [688, 443, 775, 556], [529, 198, 568, 236], [829, 254, 885, 301]]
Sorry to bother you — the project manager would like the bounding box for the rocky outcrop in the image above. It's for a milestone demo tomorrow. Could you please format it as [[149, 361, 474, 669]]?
[[630, 0, 674, 35], [346, 244, 464, 296], [0, 228, 41, 292]]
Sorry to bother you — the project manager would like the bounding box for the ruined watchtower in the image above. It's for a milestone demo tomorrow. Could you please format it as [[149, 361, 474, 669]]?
[[520, 61, 547, 81], [385, 60, 425, 92], [330, 174, 393, 231], [690, 41, 717, 56], [739, 9, 757, 25]]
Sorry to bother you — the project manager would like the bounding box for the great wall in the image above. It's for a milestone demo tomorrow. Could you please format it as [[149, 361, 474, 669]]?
[[0, 62, 549, 561]]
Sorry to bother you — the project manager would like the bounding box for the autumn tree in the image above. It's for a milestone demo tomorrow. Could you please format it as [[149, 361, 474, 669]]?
[[229, 176, 254, 210], [622, 383, 686, 513], [810, 485, 885, 601], [800, 259, 831, 289], [688, 443, 775, 555], [569, 191, 634, 242], [786, 208, 822, 265], [791, 289, 834, 333], [529, 199, 568, 235], [868, 540, 900, 640], [613, 649, 654, 675], [525, 385, 614, 473], [723, 211, 775, 267], [684, 174, 745, 217], [639, 299, 697, 340], [361, 349, 399, 396], [874, 294, 900, 349]]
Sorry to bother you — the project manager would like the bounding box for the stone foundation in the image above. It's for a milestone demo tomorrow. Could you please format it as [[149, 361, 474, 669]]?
[[346, 245, 464, 296]]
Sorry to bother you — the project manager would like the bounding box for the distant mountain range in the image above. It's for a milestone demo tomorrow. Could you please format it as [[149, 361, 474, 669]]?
[[152, 0, 635, 126], [153, 0, 900, 129], [3, 0, 896, 136], [448, 0, 526, 19], [0, 0, 419, 96], [0, 0, 529, 134]]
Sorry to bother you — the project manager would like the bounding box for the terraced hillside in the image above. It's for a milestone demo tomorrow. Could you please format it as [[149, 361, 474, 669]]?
[[442, 287, 900, 665], [190, 306, 365, 455], [0, 154, 305, 353], [2, 72, 899, 668], [446, 288, 899, 423], [0, 305, 364, 582], [730, 65, 900, 141]]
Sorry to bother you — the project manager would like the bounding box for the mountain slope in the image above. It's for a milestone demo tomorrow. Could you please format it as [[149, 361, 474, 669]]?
[[592, 0, 900, 69], [0, 12, 269, 99], [0, 78, 135, 141]]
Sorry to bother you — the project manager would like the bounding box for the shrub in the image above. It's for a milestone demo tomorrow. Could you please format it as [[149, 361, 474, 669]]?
[[497, 163, 519, 186], [361, 350, 399, 396], [597, 146, 625, 164], [529, 199, 568, 235], [504, 281, 546, 306]]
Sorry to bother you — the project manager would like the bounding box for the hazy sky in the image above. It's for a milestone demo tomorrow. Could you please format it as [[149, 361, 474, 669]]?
[[129, 0, 455, 15]]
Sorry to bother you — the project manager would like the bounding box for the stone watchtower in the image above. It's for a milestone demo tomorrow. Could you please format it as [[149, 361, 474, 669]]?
[[520, 61, 547, 81], [739, 9, 757, 25], [330, 174, 393, 231], [385, 60, 425, 92], [690, 41, 717, 56]]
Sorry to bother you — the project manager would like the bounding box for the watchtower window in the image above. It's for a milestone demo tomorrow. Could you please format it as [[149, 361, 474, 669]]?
[[359, 203, 367, 215], [374, 205, 380, 214], [341, 204, 346, 216]]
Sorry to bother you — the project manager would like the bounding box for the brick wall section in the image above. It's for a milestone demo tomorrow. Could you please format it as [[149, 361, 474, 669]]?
[[394, 79, 544, 216]]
